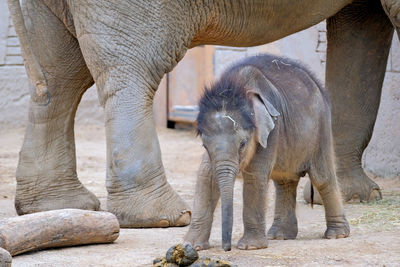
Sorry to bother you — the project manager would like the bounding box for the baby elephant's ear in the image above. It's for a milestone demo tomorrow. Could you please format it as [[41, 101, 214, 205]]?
[[250, 93, 277, 148], [239, 66, 280, 148], [238, 66, 280, 117]]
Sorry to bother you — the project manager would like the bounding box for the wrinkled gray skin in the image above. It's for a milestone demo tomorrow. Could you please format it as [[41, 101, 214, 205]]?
[[7, 0, 396, 227], [184, 55, 350, 251]]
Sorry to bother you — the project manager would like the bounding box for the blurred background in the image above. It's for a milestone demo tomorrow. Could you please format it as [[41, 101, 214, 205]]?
[[0, 1, 399, 179]]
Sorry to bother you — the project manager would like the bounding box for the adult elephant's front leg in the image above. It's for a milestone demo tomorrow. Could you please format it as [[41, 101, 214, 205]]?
[[103, 81, 190, 227], [325, 0, 394, 202], [70, 0, 192, 228]]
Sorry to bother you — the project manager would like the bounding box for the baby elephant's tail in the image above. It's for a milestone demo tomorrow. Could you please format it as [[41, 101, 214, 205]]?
[[310, 183, 314, 208]]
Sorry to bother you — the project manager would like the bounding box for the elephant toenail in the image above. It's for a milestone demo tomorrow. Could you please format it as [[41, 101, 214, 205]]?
[[157, 219, 170, 227], [175, 211, 191, 226]]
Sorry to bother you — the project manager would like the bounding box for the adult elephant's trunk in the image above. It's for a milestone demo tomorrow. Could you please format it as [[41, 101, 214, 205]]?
[[215, 160, 238, 251]]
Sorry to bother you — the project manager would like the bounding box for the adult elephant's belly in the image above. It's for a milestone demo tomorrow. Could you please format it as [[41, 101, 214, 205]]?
[[190, 0, 353, 48]]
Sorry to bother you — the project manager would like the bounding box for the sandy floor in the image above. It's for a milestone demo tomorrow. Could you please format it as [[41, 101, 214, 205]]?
[[0, 125, 399, 266]]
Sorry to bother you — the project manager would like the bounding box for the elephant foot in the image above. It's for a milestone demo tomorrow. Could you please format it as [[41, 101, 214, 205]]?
[[185, 241, 210, 251], [325, 217, 350, 239], [237, 233, 268, 250], [184, 224, 211, 251], [267, 220, 298, 240], [183, 237, 210, 251], [15, 178, 100, 215], [303, 168, 382, 204], [107, 182, 191, 228], [338, 168, 382, 202]]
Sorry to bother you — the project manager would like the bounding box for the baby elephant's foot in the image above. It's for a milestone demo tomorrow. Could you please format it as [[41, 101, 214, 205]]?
[[237, 233, 268, 250], [184, 226, 211, 251], [185, 241, 210, 251], [267, 220, 298, 240], [325, 218, 350, 239]]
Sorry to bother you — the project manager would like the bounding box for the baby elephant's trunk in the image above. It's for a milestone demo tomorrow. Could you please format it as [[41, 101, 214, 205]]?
[[215, 160, 238, 251]]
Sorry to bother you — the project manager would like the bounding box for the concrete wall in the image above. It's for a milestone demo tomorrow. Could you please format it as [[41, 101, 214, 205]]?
[[0, 1, 104, 126], [0, 4, 399, 178], [213, 22, 325, 81], [363, 32, 400, 178]]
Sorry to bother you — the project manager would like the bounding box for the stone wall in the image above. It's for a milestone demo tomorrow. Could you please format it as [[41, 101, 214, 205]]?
[[0, 3, 398, 178]]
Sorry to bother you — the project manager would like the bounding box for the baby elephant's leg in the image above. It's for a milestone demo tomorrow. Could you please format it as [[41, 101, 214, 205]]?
[[238, 172, 269, 250], [184, 154, 219, 251], [309, 153, 350, 239], [267, 179, 299, 240]]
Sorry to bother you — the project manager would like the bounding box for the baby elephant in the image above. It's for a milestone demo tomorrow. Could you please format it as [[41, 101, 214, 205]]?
[[184, 54, 350, 251]]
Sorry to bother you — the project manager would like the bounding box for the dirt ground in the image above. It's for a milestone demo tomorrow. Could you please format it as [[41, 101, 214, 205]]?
[[0, 125, 399, 267]]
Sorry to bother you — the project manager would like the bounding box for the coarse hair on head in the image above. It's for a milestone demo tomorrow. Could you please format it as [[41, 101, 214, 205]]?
[[196, 75, 255, 135]]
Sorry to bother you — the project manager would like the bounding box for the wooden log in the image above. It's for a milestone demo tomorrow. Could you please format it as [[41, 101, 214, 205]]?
[[0, 248, 11, 267], [0, 209, 120, 256]]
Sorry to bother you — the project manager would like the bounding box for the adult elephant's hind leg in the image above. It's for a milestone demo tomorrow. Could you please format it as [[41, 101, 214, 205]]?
[[15, 1, 99, 214], [325, 0, 394, 202]]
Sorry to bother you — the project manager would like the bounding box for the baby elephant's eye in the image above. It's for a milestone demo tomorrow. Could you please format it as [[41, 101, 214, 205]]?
[[239, 140, 247, 151]]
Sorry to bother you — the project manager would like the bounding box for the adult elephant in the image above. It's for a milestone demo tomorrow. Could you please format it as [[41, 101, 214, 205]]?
[[7, 0, 395, 227]]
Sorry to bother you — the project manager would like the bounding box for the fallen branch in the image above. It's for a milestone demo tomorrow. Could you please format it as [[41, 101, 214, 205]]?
[[0, 209, 120, 256]]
